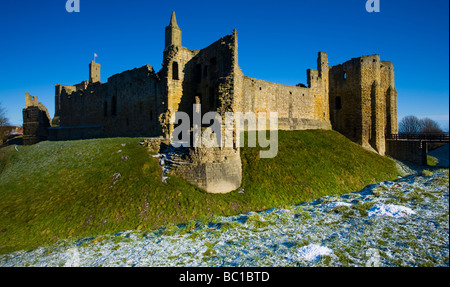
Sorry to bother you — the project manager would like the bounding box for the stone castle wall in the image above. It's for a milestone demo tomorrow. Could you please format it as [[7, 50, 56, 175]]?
[[24, 13, 399, 193], [53, 64, 164, 140], [234, 52, 331, 131], [23, 93, 51, 145], [169, 147, 242, 194], [386, 140, 426, 165], [329, 55, 397, 155]]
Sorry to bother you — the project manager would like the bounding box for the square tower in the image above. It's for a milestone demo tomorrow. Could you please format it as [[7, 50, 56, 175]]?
[[89, 61, 101, 83]]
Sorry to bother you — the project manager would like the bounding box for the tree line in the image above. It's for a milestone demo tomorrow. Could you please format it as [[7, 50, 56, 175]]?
[[399, 115, 444, 134]]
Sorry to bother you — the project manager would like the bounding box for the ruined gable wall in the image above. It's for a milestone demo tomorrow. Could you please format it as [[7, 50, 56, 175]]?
[[23, 93, 51, 145], [380, 61, 398, 135], [329, 58, 364, 145], [104, 65, 163, 137], [360, 55, 384, 153], [193, 33, 236, 117]]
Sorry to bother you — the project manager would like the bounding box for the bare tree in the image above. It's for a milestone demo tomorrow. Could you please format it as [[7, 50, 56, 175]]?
[[0, 104, 7, 127], [399, 115, 422, 134], [0, 103, 10, 141], [420, 117, 443, 134]]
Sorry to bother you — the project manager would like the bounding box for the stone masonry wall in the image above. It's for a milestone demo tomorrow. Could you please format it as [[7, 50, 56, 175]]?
[[386, 140, 426, 165], [169, 147, 242, 194], [236, 52, 331, 131], [23, 93, 51, 145], [239, 75, 331, 130], [55, 64, 164, 139], [329, 57, 363, 145], [329, 55, 398, 155]]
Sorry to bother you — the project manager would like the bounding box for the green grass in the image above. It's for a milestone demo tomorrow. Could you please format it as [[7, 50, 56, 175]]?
[[239, 130, 400, 208], [0, 130, 401, 254], [427, 155, 439, 167]]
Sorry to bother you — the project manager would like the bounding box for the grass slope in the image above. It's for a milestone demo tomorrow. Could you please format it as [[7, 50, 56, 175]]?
[[0, 130, 400, 254]]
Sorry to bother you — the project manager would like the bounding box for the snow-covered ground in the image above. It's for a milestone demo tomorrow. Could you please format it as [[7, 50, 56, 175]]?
[[1, 169, 448, 267]]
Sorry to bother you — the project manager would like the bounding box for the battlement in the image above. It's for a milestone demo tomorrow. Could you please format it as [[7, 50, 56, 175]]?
[[25, 92, 39, 108]]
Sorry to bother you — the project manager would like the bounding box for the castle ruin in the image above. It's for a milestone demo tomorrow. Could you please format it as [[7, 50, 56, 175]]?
[[23, 12, 398, 193]]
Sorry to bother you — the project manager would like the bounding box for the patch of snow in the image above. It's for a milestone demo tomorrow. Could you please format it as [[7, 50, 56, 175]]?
[[365, 248, 381, 267], [368, 204, 416, 218], [63, 247, 80, 267], [111, 173, 121, 181], [296, 244, 333, 262], [322, 202, 352, 210]]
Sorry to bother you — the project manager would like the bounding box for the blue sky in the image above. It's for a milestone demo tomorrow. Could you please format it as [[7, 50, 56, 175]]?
[[0, 0, 448, 130]]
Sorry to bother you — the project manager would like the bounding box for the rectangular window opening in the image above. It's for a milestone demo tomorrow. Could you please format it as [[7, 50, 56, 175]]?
[[335, 96, 342, 110], [111, 96, 117, 116], [172, 62, 179, 80], [104, 101, 108, 117]]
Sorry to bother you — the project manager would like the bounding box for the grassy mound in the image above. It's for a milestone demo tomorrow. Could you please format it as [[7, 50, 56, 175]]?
[[0, 130, 400, 254]]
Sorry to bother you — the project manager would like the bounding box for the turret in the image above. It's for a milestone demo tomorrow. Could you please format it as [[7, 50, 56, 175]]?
[[165, 11, 182, 49], [317, 52, 329, 78], [89, 60, 101, 83]]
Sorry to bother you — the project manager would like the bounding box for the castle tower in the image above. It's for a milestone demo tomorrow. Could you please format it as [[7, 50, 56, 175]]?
[[165, 11, 182, 49], [317, 52, 329, 78], [89, 61, 101, 83], [23, 93, 51, 145], [317, 52, 330, 121]]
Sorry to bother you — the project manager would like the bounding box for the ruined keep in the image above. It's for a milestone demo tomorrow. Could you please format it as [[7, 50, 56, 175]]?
[[22, 12, 398, 193], [22, 92, 51, 145], [329, 55, 398, 155]]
